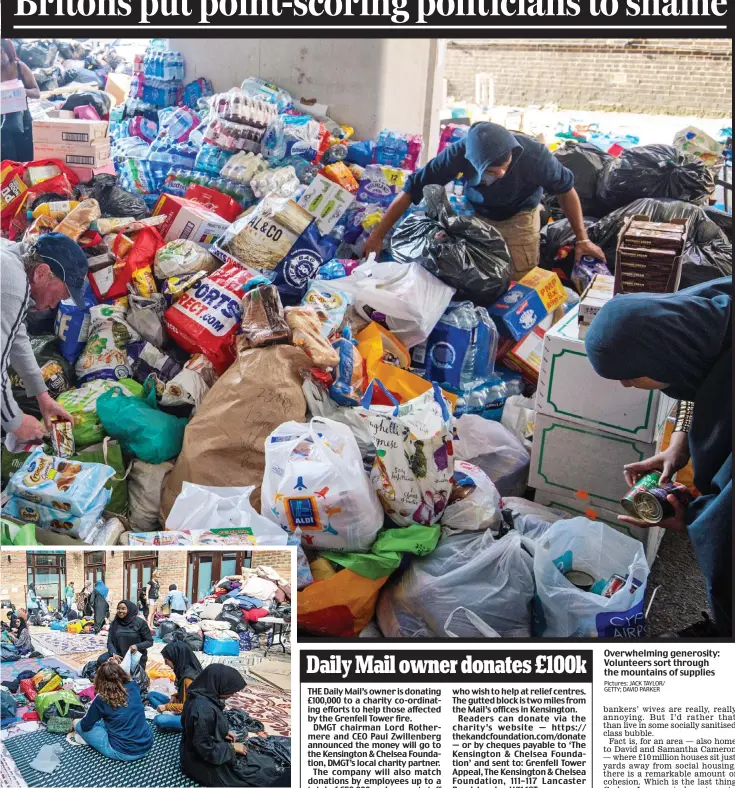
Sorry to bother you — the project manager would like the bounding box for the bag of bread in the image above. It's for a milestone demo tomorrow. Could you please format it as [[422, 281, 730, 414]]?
[[285, 306, 339, 369]]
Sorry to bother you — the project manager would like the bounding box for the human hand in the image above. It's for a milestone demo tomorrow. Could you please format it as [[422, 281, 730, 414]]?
[[233, 743, 248, 756], [618, 494, 688, 534], [110, 654, 122, 664], [12, 414, 45, 442], [574, 239, 606, 264], [157, 704, 167, 713], [624, 439, 690, 487], [36, 392, 73, 430], [226, 731, 237, 742], [361, 231, 384, 259]]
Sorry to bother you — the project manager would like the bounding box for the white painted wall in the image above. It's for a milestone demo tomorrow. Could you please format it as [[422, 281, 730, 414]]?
[[169, 38, 443, 151]]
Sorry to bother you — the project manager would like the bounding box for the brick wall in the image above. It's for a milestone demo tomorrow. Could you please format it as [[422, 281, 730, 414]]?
[[445, 39, 733, 117], [1, 553, 30, 610], [156, 552, 189, 595], [251, 550, 292, 582]]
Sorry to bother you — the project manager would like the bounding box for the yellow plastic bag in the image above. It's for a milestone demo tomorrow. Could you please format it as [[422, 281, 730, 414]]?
[[37, 674, 62, 694], [298, 570, 389, 637], [66, 621, 83, 634], [356, 323, 457, 410]]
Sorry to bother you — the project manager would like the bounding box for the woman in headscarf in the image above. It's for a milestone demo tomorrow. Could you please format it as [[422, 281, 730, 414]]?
[[180, 665, 289, 787], [90, 580, 110, 635], [147, 641, 202, 732], [0, 39, 40, 162], [585, 277, 732, 637], [77, 582, 93, 617], [73, 661, 153, 761], [97, 601, 154, 670], [7, 610, 33, 656]]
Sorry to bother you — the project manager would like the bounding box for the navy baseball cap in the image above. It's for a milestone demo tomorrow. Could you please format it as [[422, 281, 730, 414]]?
[[34, 233, 89, 308], [464, 122, 520, 187]]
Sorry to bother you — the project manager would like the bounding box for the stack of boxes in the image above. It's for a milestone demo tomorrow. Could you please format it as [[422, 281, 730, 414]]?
[[577, 273, 615, 338], [530, 305, 673, 566], [33, 114, 113, 183], [615, 215, 688, 295]]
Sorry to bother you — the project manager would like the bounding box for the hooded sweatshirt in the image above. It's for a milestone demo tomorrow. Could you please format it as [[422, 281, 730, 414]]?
[[403, 122, 574, 220], [585, 277, 732, 634]]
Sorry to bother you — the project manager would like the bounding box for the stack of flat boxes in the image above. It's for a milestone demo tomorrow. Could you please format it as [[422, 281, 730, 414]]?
[[33, 115, 113, 183], [530, 305, 674, 566]]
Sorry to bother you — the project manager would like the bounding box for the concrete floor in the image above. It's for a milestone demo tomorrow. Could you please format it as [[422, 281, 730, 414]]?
[[645, 529, 711, 636]]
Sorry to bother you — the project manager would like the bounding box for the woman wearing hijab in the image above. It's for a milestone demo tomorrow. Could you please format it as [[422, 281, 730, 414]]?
[[585, 277, 732, 637], [0, 39, 40, 162], [7, 611, 33, 656], [73, 661, 153, 761], [90, 580, 110, 635], [147, 641, 202, 732], [180, 665, 290, 787], [97, 601, 154, 670]]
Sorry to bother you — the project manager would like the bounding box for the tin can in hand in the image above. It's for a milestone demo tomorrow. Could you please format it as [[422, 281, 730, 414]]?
[[633, 482, 694, 524], [621, 471, 661, 516]]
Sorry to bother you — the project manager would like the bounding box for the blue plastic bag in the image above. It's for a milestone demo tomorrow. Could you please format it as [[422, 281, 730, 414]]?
[[54, 280, 98, 364]]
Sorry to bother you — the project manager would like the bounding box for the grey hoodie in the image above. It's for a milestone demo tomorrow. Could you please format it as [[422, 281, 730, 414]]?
[[1, 241, 47, 432]]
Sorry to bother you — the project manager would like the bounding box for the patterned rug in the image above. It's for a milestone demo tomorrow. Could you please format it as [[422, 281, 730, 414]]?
[[52, 651, 104, 673], [32, 633, 107, 657], [3, 727, 198, 787], [227, 680, 291, 737], [0, 657, 72, 682]]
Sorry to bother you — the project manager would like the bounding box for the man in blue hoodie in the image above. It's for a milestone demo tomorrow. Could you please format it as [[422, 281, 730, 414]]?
[[363, 122, 606, 279]]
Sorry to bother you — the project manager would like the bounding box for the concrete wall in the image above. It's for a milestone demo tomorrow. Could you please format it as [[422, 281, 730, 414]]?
[[169, 38, 443, 147], [445, 39, 733, 117]]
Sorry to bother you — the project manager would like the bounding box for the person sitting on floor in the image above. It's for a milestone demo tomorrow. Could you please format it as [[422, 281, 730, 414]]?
[[97, 601, 154, 671], [6, 610, 33, 656], [147, 641, 202, 732], [161, 584, 190, 616], [180, 665, 290, 787], [73, 661, 153, 761]]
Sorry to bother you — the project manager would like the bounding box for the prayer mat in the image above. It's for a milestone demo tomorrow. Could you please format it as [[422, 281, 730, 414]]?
[[4, 726, 199, 787]]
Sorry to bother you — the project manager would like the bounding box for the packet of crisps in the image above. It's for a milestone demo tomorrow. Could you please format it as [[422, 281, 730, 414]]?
[[131, 266, 158, 298]]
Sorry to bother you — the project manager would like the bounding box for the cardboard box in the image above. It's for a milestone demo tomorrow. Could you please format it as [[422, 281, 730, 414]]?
[[489, 268, 566, 341], [297, 174, 355, 235], [152, 194, 231, 248], [33, 139, 111, 168], [104, 73, 132, 107], [1, 79, 27, 114], [66, 161, 116, 184], [502, 325, 546, 384], [614, 214, 687, 296], [533, 490, 664, 567], [529, 412, 663, 516], [536, 306, 673, 442], [33, 117, 109, 145], [577, 273, 615, 337]]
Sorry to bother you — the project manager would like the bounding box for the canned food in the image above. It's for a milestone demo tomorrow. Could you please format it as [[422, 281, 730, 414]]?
[[621, 471, 662, 516], [633, 482, 694, 523], [564, 570, 596, 592]]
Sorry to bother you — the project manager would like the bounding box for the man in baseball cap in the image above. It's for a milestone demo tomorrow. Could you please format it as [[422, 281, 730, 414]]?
[[1, 232, 89, 441], [363, 121, 606, 279]]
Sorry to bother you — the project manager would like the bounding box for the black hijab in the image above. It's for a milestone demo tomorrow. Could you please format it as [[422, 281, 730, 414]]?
[[108, 600, 139, 639], [162, 641, 202, 693], [188, 665, 245, 708]]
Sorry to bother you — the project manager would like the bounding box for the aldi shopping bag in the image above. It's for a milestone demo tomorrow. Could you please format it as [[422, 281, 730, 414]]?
[[533, 517, 649, 638], [360, 380, 454, 527], [262, 418, 383, 552]]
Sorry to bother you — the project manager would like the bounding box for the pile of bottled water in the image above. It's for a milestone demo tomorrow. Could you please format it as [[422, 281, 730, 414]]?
[[140, 42, 185, 108]]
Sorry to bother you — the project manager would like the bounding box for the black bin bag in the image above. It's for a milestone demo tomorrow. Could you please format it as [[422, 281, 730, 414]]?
[[590, 198, 732, 288], [75, 174, 148, 219], [545, 141, 612, 220], [597, 145, 715, 212], [539, 217, 598, 281], [390, 185, 512, 307]]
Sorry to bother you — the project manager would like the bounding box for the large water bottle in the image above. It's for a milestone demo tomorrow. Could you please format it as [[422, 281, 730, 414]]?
[[423, 301, 499, 391]]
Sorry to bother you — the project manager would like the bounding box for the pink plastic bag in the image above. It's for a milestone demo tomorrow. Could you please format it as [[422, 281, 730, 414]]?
[[73, 105, 101, 121]]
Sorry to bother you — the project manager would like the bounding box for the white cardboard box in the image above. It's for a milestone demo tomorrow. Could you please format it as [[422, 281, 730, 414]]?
[[33, 117, 109, 145], [297, 174, 355, 235], [529, 412, 662, 516], [33, 139, 111, 168], [533, 489, 664, 567], [536, 305, 673, 442]]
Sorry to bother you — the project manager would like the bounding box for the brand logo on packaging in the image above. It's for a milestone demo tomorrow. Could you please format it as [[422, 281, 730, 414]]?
[[519, 309, 537, 330], [285, 497, 323, 531], [503, 290, 523, 305], [429, 341, 456, 370], [283, 252, 321, 289]]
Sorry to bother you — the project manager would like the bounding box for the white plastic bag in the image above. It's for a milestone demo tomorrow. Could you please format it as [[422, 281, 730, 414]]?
[[376, 529, 536, 638], [261, 417, 383, 552], [166, 483, 289, 546], [453, 414, 530, 498], [500, 395, 536, 453], [533, 517, 648, 638], [444, 607, 500, 638], [337, 258, 455, 348], [361, 380, 454, 528], [120, 647, 140, 675], [441, 461, 502, 533]]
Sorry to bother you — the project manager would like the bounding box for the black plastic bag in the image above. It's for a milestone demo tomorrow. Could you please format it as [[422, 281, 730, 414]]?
[[545, 141, 612, 219], [538, 217, 598, 282], [216, 609, 249, 633], [391, 185, 512, 307], [704, 206, 733, 240], [9, 335, 73, 420], [590, 197, 732, 288], [18, 40, 58, 69], [75, 174, 148, 219], [129, 657, 150, 701], [32, 66, 62, 92], [56, 40, 88, 60], [62, 67, 105, 87], [233, 736, 291, 787], [183, 631, 203, 652], [158, 620, 180, 639], [597, 145, 715, 211], [225, 709, 265, 737], [62, 89, 112, 119]]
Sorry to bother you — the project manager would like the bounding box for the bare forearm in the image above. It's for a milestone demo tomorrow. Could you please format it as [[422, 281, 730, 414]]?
[[373, 192, 412, 240], [557, 189, 588, 240]]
